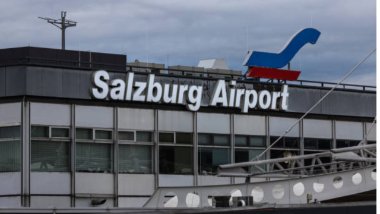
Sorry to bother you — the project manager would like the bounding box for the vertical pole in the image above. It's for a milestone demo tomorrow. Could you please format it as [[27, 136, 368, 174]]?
[[61, 11, 66, 50]]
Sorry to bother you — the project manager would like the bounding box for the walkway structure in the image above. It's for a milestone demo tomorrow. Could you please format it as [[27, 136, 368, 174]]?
[[144, 144, 376, 208]]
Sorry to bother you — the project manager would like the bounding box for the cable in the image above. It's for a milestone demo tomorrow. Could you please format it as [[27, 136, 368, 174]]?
[[254, 48, 376, 161]]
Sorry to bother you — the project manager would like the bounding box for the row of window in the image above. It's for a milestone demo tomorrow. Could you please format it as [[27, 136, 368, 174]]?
[[0, 126, 375, 174]]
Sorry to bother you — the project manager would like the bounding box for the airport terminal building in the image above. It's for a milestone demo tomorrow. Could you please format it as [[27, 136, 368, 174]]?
[[0, 47, 376, 208]]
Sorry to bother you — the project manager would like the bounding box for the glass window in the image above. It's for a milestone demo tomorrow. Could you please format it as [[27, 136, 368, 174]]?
[[235, 149, 263, 163], [368, 141, 376, 144], [31, 126, 49, 138], [76, 143, 113, 173], [31, 141, 70, 172], [213, 135, 229, 146], [159, 146, 193, 174], [119, 145, 152, 173], [235, 135, 248, 147], [176, 132, 193, 144], [249, 136, 266, 147], [284, 138, 299, 148], [198, 148, 230, 175], [76, 128, 93, 140], [0, 140, 21, 172], [95, 130, 112, 140], [136, 131, 152, 142], [0, 126, 20, 139], [119, 131, 134, 141], [304, 138, 318, 150], [336, 140, 360, 148], [318, 139, 331, 150], [198, 134, 212, 145], [270, 137, 284, 148], [159, 132, 174, 143], [51, 128, 70, 138]]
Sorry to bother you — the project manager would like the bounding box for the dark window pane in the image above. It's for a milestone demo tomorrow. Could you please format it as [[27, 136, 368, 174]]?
[[235, 135, 248, 147], [76, 128, 93, 140], [119, 145, 152, 174], [76, 143, 113, 173], [368, 141, 376, 144], [336, 140, 350, 148], [214, 135, 229, 146], [95, 130, 112, 140], [198, 134, 212, 145], [176, 132, 193, 144], [119, 131, 134, 141], [0, 126, 20, 139], [304, 138, 318, 150], [136, 131, 152, 142], [159, 146, 193, 174], [249, 136, 266, 147], [285, 138, 299, 148], [159, 133, 174, 143], [51, 128, 69, 138], [318, 139, 331, 150], [235, 149, 265, 171], [198, 148, 230, 175], [0, 140, 20, 172], [31, 126, 49, 138], [271, 137, 284, 148], [350, 141, 360, 147], [31, 141, 70, 172]]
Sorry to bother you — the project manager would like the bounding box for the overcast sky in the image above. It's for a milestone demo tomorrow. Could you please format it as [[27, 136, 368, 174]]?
[[0, 0, 376, 85]]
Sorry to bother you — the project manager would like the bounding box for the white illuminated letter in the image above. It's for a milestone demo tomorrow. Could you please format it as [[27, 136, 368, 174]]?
[[110, 79, 126, 100], [210, 80, 228, 106], [125, 72, 134, 101], [271, 92, 281, 109], [242, 89, 258, 113], [177, 85, 189, 104], [146, 74, 163, 102], [133, 82, 147, 101], [280, 85, 289, 110], [163, 84, 178, 103], [258, 90, 271, 109], [186, 85, 203, 111], [91, 70, 109, 99]]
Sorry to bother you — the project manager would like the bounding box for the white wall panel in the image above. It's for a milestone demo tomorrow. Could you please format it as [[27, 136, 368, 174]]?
[[197, 113, 229, 134], [30, 172, 70, 194], [198, 176, 231, 185], [75, 105, 113, 128], [303, 119, 332, 139], [118, 197, 149, 207], [0, 173, 21, 195], [31, 103, 70, 126], [366, 122, 376, 141], [158, 110, 193, 132], [118, 108, 154, 130], [234, 115, 265, 135], [30, 196, 70, 208], [75, 173, 114, 194], [159, 175, 194, 187], [269, 117, 299, 137], [118, 174, 154, 195], [0, 103, 21, 126], [336, 121, 363, 140], [0, 196, 21, 208]]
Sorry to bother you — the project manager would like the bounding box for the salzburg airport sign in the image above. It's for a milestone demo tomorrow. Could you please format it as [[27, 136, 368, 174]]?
[[91, 70, 289, 113]]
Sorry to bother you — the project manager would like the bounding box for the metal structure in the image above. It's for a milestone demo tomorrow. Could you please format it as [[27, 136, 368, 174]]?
[[144, 144, 376, 208], [39, 11, 77, 50]]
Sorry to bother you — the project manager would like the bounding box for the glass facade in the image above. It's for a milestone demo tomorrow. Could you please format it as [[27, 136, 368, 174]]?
[[119, 145, 152, 173]]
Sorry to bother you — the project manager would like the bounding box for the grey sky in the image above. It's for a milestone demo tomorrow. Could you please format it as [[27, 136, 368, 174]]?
[[0, 0, 376, 85]]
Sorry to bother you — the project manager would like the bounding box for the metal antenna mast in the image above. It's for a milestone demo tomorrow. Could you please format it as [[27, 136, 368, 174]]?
[[39, 11, 77, 50]]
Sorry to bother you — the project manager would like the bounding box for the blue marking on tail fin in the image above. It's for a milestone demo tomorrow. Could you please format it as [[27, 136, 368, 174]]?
[[244, 28, 321, 68]]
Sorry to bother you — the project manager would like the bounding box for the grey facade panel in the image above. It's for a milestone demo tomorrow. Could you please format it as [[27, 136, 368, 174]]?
[[0, 66, 376, 118], [0, 67, 5, 96], [5, 66, 26, 96], [287, 87, 376, 117]]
